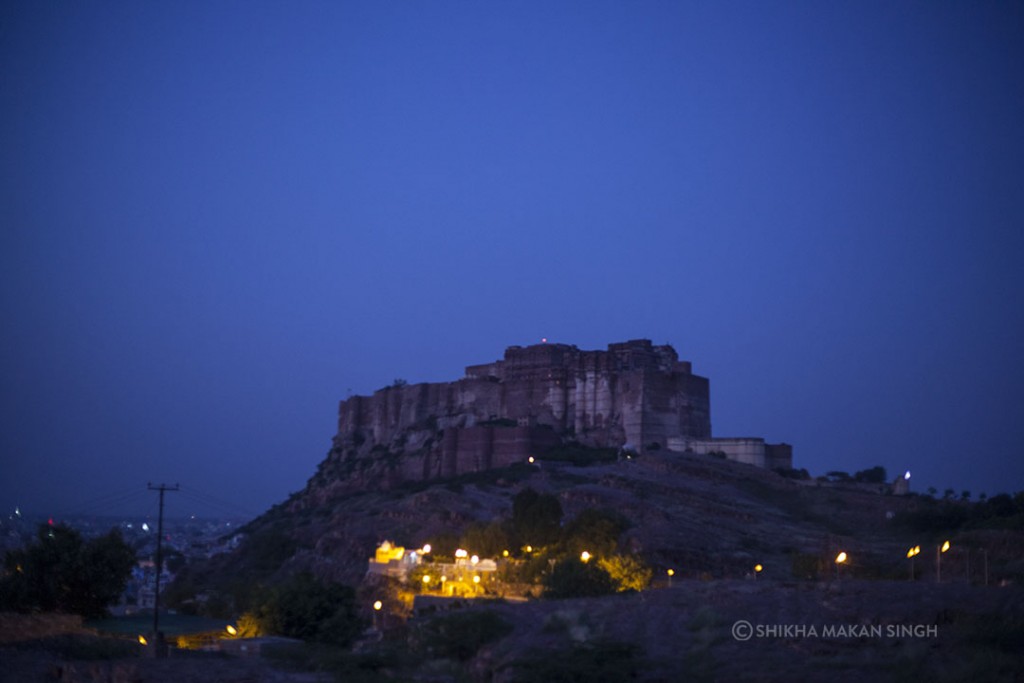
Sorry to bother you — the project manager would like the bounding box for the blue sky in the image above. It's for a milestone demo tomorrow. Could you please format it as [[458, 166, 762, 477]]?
[[2, 1, 1022, 518]]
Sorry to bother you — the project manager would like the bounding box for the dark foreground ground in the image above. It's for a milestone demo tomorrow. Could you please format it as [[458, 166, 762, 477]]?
[[3, 578, 1022, 683]]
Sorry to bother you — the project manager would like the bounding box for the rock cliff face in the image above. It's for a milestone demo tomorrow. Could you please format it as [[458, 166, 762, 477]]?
[[304, 340, 711, 498]]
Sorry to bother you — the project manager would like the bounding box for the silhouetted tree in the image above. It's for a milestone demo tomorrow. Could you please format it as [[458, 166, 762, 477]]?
[[257, 572, 361, 644], [512, 488, 563, 546], [544, 558, 615, 598], [0, 523, 135, 619], [561, 508, 630, 557], [853, 466, 887, 483]]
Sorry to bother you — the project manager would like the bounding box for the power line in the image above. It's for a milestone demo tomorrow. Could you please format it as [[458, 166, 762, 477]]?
[[56, 486, 152, 518], [175, 485, 258, 519]]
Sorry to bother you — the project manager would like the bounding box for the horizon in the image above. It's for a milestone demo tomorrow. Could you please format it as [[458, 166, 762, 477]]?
[[2, 2, 1022, 518]]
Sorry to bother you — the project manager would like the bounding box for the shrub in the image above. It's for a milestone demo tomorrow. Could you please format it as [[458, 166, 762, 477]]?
[[544, 558, 615, 599], [417, 610, 512, 661], [597, 555, 652, 592], [540, 443, 618, 466]]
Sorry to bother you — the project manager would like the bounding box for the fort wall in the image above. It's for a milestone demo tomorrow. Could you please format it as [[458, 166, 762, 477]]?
[[323, 340, 786, 488]]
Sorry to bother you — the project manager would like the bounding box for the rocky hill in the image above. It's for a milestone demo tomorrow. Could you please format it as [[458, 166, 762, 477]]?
[[170, 447, 1024, 681], [165, 340, 1023, 681], [188, 447, 1014, 593]]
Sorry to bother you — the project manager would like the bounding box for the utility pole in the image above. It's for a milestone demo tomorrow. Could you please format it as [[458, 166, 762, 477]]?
[[148, 483, 178, 654]]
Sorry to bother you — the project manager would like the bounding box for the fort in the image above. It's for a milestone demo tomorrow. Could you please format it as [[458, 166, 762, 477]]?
[[316, 340, 790, 491]]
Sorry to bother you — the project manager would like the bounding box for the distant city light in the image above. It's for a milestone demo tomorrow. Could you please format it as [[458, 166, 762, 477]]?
[[541, 338, 547, 343], [528, 456, 535, 464], [580, 551, 592, 563], [941, 540, 950, 553], [225, 625, 237, 636], [502, 549, 509, 557], [422, 575, 431, 583], [455, 549, 468, 559], [525, 545, 533, 553], [470, 555, 479, 565], [373, 600, 383, 611], [904, 471, 911, 480], [754, 564, 763, 573], [142, 523, 150, 532], [666, 568, 675, 577], [138, 635, 148, 645], [835, 552, 848, 564], [421, 544, 432, 554], [472, 575, 480, 584]]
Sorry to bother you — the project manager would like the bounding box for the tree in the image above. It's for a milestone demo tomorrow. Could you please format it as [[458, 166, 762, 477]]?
[[544, 558, 615, 599], [512, 488, 563, 547], [0, 523, 135, 619], [597, 554, 652, 592], [561, 508, 630, 557], [257, 572, 362, 645], [853, 466, 887, 484], [460, 521, 511, 558]]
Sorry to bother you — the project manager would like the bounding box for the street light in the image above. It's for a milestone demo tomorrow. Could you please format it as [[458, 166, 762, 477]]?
[[835, 551, 847, 579], [225, 625, 237, 636], [372, 600, 383, 630], [580, 551, 592, 563], [937, 540, 950, 583], [754, 564, 763, 579], [909, 548, 925, 581]]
